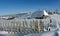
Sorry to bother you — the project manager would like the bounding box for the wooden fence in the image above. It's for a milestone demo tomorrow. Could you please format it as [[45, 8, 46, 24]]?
[[0, 19, 44, 34]]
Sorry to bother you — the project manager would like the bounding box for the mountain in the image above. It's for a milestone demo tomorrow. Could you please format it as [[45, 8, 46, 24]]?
[[0, 10, 49, 20]]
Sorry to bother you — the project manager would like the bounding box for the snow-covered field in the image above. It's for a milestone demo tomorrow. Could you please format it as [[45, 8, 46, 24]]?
[[0, 31, 60, 36], [23, 31, 60, 36], [0, 14, 60, 36]]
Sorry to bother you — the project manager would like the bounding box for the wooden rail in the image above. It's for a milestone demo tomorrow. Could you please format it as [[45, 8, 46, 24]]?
[[0, 19, 44, 34]]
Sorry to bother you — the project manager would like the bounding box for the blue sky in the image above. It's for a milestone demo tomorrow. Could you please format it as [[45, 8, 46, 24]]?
[[0, 0, 60, 15]]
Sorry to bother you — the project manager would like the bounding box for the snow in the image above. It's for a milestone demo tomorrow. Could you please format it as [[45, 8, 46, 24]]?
[[0, 31, 8, 34], [57, 31, 60, 36], [43, 10, 48, 16], [0, 14, 60, 36], [41, 31, 55, 36], [24, 31, 60, 36]]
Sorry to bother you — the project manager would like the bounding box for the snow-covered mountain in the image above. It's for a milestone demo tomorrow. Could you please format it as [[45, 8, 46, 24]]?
[[0, 10, 48, 19]]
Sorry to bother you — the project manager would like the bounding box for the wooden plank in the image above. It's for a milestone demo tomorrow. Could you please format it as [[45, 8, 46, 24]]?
[[39, 20, 44, 32], [30, 20, 32, 32], [34, 20, 39, 32], [25, 20, 28, 33]]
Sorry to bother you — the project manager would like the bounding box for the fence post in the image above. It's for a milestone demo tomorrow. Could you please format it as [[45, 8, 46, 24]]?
[[39, 20, 44, 32], [14, 22, 17, 33], [22, 21, 25, 33], [7, 21, 10, 33], [20, 21, 23, 33], [34, 20, 39, 32], [25, 20, 28, 33], [30, 20, 32, 33]]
